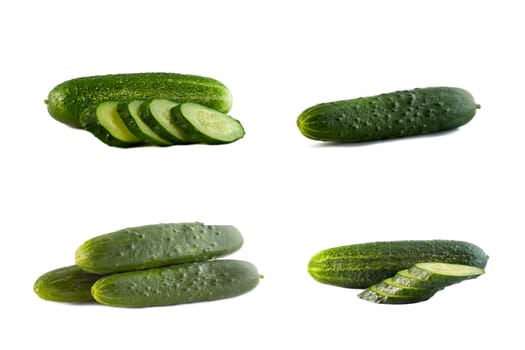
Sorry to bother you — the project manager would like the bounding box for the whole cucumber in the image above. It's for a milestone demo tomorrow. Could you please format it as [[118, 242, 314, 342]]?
[[308, 240, 488, 289], [297, 87, 480, 142], [46, 72, 233, 128], [91, 259, 261, 307], [34, 265, 103, 302], [75, 222, 244, 274]]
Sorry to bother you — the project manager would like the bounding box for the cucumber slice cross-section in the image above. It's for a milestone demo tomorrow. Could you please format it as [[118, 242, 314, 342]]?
[[171, 102, 245, 144]]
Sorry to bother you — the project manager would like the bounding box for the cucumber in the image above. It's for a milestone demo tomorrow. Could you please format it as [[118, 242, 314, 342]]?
[[46, 72, 233, 128], [408, 262, 484, 287], [33, 265, 102, 303], [91, 259, 261, 307], [359, 263, 484, 305], [116, 100, 171, 146], [297, 87, 480, 142], [75, 222, 244, 274], [307, 240, 488, 289], [79, 101, 143, 148], [374, 278, 439, 298], [391, 269, 436, 288], [171, 102, 245, 144], [358, 284, 437, 305], [139, 99, 194, 144]]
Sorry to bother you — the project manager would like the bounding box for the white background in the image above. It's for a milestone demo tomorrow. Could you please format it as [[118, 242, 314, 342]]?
[[1, 0, 523, 348]]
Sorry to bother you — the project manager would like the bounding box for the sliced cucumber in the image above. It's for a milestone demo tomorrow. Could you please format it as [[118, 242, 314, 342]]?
[[117, 100, 171, 146], [408, 262, 484, 287], [80, 101, 143, 148], [139, 99, 194, 144], [374, 278, 439, 298], [358, 284, 436, 305], [360, 263, 485, 305], [171, 102, 245, 144]]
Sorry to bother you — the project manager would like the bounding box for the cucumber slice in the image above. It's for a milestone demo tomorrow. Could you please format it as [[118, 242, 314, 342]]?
[[80, 101, 142, 148], [391, 269, 436, 288], [408, 262, 484, 287], [139, 99, 194, 144], [375, 278, 439, 298], [117, 100, 171, 146], [171, 102, 245, 144], [358, 285, 436, 305]]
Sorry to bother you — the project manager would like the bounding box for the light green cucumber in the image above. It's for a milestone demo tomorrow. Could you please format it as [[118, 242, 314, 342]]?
[[34, 265, 103, 303], [79, 101, 143, 147], [139, 99, 194, 144], [408, 262, 485, 287], [297, 87, 480, 142], [46, 72, 233, 128], [91, 259, 261, 307], [116, 100, 171, 146], [75, 222, 244, 274], [171, 102, 245, 144], [358, 284, 437, 305]]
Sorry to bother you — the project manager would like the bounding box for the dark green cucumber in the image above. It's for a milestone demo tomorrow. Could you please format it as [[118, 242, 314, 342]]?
[[139, 99, 194, 144], [46, 72, 233, 128], [171, 102, 245, 144], [79, 101, 143, 147], [75, 222, 244, 274], [34, 265, 103, 303], [358, 284, 437, 305], [297, 87, 480, 142], [408, 262, 484, 287], [307, 240, 488, 289], [91, 259, 260, 307], [116, 100, 171, 146]]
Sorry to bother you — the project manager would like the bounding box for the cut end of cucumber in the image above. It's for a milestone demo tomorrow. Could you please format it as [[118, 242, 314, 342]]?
[[414, 262, 484, 277], [172, 102, 245, 144]]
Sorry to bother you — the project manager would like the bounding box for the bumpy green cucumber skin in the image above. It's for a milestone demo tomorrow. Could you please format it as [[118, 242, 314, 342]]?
[[116, 100, 171, 146], [297, 87, 479, 142], [75, 222, 244, 274], [91, 259, 260, 307], [171, 102, 245, 144], [307, 240, 488, 289], [34, 265, 103, 302], [46, 72, 233, 128], [79, 101, 143, 148]]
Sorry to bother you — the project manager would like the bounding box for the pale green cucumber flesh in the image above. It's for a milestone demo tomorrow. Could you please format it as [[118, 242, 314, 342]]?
[[79, 101, 143, 148], [391, 269, 437, 288], [358, 285, 437, 305], [91, 259, 260, 307], [375, 278, 438, 297], [171, 102, 245, 144], [140, 99, 193, 144], [408, 262, 484, 287], [75, 222, 244, 274], [34, 265, 103, 303], [97, 101, 142, 143], [117, 100, 171, 146]]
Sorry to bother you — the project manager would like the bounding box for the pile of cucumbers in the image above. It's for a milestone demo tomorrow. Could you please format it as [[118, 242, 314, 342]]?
[[34, 222, 261, 307], [45, 73, 244, 147], [308, 240, 488, 304]]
